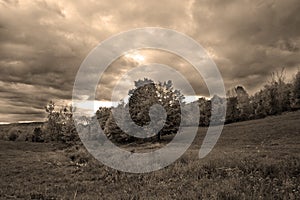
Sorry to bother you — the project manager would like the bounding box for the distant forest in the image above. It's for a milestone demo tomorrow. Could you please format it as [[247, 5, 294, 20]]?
[[91, 69, 299, 142]]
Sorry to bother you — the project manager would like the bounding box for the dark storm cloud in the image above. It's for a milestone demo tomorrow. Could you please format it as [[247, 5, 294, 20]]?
[[0, 0, 299, 122], [0, 0, 99, 122], [191, 0, 300, 93]]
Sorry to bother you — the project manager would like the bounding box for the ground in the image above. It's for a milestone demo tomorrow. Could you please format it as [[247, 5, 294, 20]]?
[[0, 111, 299, 199]]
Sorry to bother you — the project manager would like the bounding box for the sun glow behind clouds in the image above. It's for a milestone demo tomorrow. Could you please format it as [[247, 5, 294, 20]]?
[[124, 51, 146, 64]]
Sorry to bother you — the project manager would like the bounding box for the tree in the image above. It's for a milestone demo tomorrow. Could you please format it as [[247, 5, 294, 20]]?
[[128, 78, 183, 141], [45, 101, 78, 143], [248, 68, 295, 119], [210, 95, 226, 125], [96, 107, 111, 130], [292, 70, 300, 110], [268, 69, 290, 114], [104, 78, 183, 142], [45, 101, 62, 141], [226, 96, 240, 123], [251, 91, 267, 119], [225, 86, 251, 122], [198, 97, 211, 126], [104, 102, 135, 143], [258, 69, 292, 115], [235, 86, 251, 120]]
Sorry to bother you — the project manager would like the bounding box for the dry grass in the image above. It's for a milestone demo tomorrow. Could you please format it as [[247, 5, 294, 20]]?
[[0, 111, 299, 199]]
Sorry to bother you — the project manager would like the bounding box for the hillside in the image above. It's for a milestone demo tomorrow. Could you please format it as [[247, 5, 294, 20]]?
[[0, 111, 299, 199]]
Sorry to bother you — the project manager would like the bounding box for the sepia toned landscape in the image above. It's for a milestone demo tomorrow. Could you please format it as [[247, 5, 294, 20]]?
[[0, 111, 299, 199], [1, 0, 300, 199], [0, 71, 300, 199]]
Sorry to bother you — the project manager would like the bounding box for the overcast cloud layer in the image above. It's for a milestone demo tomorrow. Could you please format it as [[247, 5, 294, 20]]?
[[0, 0, 299, 122]]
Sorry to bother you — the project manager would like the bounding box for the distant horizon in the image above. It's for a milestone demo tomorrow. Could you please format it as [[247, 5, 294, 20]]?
[[0, 121, 45, 125], [0, 95, 206, 124]]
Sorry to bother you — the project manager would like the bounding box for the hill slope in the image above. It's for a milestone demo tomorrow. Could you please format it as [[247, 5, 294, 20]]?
[[0, 111, 299, 199]]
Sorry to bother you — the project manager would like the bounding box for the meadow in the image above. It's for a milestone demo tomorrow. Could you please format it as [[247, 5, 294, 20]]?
[[0, 111, 299, 199]]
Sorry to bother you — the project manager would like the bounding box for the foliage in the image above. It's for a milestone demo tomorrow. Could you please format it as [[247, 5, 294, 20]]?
[[104, 102, 135, 143], [235, 86, 251, 120], [128, 79, 182, 140], [98, 69, 300, 138], [198, 97, 211, 126], [223, 69, 297, 124], [292, 70, 300, 109], [226, 96, 240, 123], [210, 95, 226, 125], [31, 127, 44, 142], [7, 127, 20, 141], [96, 107, 111, 130], [39, 69, 299, 144], [44, 101, 79, 143], [103, 78, 183, 142]]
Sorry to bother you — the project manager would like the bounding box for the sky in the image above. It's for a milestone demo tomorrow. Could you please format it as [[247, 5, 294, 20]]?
[[0, 0, 300, 123]]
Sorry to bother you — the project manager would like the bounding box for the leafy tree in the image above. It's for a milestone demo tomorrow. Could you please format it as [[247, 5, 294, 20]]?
[[45, 101, 61, 141], [225, 86, 251, 122], [235, 86, 251, 120], [128, 78, 183, 141], [45, 101, 78, 143], [104, 78, 183, 142], [128, 79, 158, 127], [258, 69, 292, 115], [210, 95, 226, 125], [198, 97, 211, 126], [251, 91, 267, 119], [226, 96, 240, 123], [96, 107, 111, 130], [248, 68, 295, 119], [292, 70, 300, 110], [104, 101, 135, 143], [181, 101, 200, 126]]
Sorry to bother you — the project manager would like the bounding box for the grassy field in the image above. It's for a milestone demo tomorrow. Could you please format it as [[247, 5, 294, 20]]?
[[0, 111, 299, 199]]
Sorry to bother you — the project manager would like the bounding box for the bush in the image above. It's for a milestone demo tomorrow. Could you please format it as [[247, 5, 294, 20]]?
[[44, 101, 79, 144], [7, 127, 20, 141], [31, 127, 44, 142], [64, 145, 90, 166]]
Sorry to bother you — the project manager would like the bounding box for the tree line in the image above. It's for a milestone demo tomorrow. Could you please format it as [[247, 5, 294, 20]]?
[[43, 69, 300, 143]]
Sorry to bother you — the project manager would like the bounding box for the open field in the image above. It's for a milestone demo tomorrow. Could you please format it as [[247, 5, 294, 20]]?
[[0, 111, 299, 199]]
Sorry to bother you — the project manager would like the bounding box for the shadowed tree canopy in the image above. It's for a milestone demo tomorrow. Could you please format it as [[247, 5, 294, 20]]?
[[128, 78, 183, 140], [103, 78, 184, 143]]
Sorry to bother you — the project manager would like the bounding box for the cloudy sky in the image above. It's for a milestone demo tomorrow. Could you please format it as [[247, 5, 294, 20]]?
[[0, 0, 299, 123]]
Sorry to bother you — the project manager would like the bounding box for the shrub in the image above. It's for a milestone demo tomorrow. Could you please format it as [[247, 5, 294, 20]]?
[[7, 127, 20, 141], [31, 127, 44, 142], [65, 145, 90, 165], [44, 101, 79, 144]]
